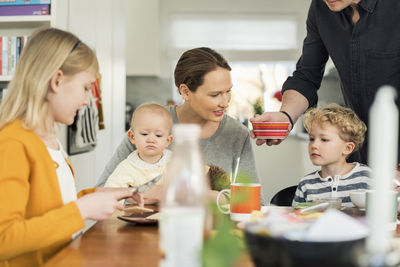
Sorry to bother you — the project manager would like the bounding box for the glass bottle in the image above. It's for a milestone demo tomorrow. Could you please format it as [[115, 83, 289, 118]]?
[[159, 124, 207, 267]]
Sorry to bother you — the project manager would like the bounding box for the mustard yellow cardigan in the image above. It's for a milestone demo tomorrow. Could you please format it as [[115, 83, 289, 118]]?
[[0, 120, 86, 267]]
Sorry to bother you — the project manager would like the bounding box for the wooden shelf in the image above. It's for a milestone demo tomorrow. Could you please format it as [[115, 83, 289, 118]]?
[[0, 76, 12, 82], [0, 15, 52, 23], [0, 2, 56, 82]]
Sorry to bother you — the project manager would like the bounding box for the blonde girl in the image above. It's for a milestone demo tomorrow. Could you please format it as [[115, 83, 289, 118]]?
[[0, 28, 132, 266]]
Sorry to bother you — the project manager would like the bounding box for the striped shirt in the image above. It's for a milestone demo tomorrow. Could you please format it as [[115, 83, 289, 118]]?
[[292, 162, 371, 207]]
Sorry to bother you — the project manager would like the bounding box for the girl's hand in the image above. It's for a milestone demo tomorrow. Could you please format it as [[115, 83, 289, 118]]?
[[96, 186, 146, 207], [75, 188, 132, 220]]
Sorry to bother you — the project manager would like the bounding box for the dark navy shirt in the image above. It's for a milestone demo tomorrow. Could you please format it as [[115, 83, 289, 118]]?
[[282, 0, 400, 164]]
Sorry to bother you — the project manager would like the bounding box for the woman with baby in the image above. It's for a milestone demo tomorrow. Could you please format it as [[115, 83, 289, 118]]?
[[99, 47, 266, 205]]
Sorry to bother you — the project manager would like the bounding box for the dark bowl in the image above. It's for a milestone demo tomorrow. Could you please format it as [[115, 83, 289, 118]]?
[[244, 223, 365, 267]]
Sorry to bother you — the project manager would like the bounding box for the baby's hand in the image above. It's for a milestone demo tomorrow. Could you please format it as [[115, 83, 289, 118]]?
[[124, 185, 162, 207], [141, 185, 162, 205], [125, 192, 144, 207]]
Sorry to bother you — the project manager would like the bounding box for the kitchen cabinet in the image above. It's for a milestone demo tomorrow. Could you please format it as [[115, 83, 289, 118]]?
[[126, 0, 160, 76]]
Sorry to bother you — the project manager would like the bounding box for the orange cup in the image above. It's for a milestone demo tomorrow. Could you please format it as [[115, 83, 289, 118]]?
[[216, 183, 261, 221]]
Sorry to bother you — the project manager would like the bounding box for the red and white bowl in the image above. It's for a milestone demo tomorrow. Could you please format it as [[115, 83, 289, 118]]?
[[251, 122, 290, 139]]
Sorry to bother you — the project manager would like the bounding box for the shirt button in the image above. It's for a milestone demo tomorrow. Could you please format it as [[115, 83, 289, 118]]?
[[333, 187, 337, 191]]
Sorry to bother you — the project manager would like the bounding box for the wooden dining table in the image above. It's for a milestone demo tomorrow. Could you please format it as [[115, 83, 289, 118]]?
[[44, 213, 160, 266], [44, 205, 254, 267], [44, 206, 400, 267]]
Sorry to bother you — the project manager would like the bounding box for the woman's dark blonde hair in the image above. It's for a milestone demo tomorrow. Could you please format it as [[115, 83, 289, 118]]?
[[303, 103, 367, 152], [0, 27, 99, 131], [174, 47, 231, 92]]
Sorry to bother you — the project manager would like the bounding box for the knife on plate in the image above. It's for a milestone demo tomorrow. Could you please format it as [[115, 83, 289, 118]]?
[[130, 174, 162, 194], [299, 202, 329, 214]]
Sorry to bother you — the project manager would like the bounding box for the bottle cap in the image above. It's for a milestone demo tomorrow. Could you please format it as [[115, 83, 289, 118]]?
[[172, 124, 200, 140]]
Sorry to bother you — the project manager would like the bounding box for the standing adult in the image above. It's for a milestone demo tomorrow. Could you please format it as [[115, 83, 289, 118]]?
[[251, 0, 400, 165], [98, 47, 266, 205]]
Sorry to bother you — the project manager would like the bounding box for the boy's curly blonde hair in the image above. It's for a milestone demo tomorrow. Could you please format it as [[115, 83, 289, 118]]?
[[303, 103, 367, 152]]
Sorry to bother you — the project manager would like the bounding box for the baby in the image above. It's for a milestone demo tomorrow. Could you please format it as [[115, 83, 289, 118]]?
[[105, 103, 173, 192], [292, 103, 371, 207]]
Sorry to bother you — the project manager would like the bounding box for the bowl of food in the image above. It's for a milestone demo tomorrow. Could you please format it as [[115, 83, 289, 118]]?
[[251, 122, 290, 139], [244, 222, 365, 267], [349, 191, 366, 209]]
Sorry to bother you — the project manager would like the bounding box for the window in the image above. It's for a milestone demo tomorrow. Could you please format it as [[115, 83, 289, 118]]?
[[170, 13, 298, 50], [228, 61, 296, 121]]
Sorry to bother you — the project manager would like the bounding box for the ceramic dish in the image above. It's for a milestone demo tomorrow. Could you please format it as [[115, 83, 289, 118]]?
[[117, 210, 159, 225], [349, 191, 366, 210], [244, 222, 365, 267], [251, 122, 290, 139]]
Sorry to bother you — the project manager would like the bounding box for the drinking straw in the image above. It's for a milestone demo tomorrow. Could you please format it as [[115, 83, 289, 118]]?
[[232, 157, 240, 184]]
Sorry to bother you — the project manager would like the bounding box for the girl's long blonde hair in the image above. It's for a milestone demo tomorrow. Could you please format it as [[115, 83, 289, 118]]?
[[0, 27, 99, 131]]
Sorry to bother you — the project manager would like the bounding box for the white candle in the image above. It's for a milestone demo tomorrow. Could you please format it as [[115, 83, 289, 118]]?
[[367, 86, 399, 255]]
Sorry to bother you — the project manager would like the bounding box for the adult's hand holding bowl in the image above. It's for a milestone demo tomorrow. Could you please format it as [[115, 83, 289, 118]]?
[[250, 112, 291, 146]]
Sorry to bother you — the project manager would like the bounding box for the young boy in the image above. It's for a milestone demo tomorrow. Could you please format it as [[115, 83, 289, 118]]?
[[105, 103, 173, 192], [292, 103, 371, 207]]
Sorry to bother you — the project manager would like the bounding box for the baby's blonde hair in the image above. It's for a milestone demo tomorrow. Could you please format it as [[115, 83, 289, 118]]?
[[130, 103, 173, 133], [303, 103, 367, 152], [0, 27, 99, 132]]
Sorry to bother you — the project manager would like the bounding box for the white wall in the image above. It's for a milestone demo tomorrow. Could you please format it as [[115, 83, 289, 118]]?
[[253, 136, 315, 203], [55, 0, 126, 191]]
